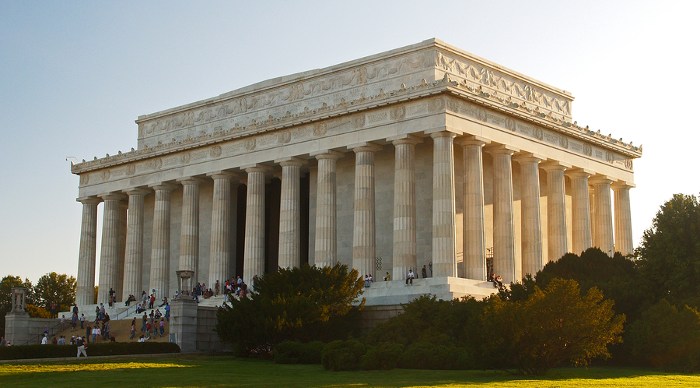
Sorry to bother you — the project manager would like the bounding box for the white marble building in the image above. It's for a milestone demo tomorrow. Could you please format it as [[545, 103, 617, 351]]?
[[71, 39, 640, 306]]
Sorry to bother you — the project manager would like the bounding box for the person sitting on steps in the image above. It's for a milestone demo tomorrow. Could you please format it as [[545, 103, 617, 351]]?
[[405, 269, 415, 285]]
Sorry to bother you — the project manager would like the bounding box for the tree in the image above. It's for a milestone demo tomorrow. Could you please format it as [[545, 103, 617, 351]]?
[[636, 194, 700, 306], [482, 278, 625, 375], [33, 272, 76, 314], [0, 275, 34, 336], [216, 263, 364, 356]]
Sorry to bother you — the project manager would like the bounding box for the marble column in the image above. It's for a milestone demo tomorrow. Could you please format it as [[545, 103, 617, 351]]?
[[542, 162, 569, 263], [149, 183, 176, 299], [243, 166, 267, 283], [76, 197, 101, 305], [178, 178, 202, 285], [458, 137, 487, 280], [515, 154, 543, 277], [122, 188, 149, 301], [97, 193, 125, 305], [431, 132, 457, 277], [569, 170, 593, 254], [489, 146, 517, 283], [313, 151, 342, 268], [591, 176, 614, 256], [613, 182, 634, 256], [352, 144, 380, 278], [116, 201, 127, 301], [278, 159, 304, 269], [208, 172, 237, 289], [392, 137, 419, 281]]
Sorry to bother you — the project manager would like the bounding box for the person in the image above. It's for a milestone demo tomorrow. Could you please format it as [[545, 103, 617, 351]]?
[[72, 303, 79, 316], [141, 312, 148, 334], [149, 293, 155, 309], [92, 325, 100, 343], [76, 336, 87, 358], [164, 302, 170, 321], [41, 333, 48, 345], [159, 317, 166, 337], [58, 335, 66, 345], [421, 265, 427, 279], [108, 287, 115, 307], [159, 296, 168, 307], [85, 325, 91, 344], [125, 294, 136, 306], [99, 303, 106, 320], [406, 269, 415, 285], [383, 272, 391, 281], [80, 313, 85, 329], [495, 275, 503, 288], [71, 312, 78, 329], [0, 336, 6, 347], [214, 280, 220, 296], [138, 334, 147, 343]]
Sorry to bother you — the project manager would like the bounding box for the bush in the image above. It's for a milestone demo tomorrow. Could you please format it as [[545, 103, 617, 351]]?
[[0, 342, 180, 360], [322, 339, 366, 371], [398, 341, 465, 370], [274, 340, 324, 364], [361, 343, 404, 370]]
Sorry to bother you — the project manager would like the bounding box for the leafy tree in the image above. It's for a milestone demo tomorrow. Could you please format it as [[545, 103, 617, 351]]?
[[216, 263, 364, 356], [625, 299, 700, 371], [33, 272, 76, 314], [0, 275, 34, 336], [636, 194, 700, 306], [481, 278, 625, 375]]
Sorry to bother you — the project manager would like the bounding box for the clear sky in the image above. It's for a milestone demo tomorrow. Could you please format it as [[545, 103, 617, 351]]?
[[1, 0, 698, 284]]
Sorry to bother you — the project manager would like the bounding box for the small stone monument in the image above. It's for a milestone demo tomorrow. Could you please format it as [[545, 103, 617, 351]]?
[[171, 270, 197, 352]]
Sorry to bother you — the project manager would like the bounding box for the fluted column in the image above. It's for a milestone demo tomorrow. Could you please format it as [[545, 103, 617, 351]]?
[[392, 137, 419, 280], [613, 182, 634, 256], [489, 146, 517, 283], [431, 132, 457, 277], [313, 151, 342, 267], [122, 188, 149, 301], [97, 193, 125, 304], [515, 154, 543, 277], [76, 197, 101, 305], [178, 178, 201, 282], [208, 172, 237, 289], [542, 162, 569, 263], [458, 137, 487, 280], [569, 170, 593, 254], [278, 159, 303, 269], [243, 166, 267, 283], [149, 183, 175, 299], [352, 144, 380, 278], [591, 176, 614, 256]]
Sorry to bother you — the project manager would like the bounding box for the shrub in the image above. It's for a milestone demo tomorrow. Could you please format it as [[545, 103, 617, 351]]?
[[322, 339, 366, 371], [274, 340, 324, 364], [0, 342, 180, 360], [360, 343, 404, 370], [398, 341, 464, 370]]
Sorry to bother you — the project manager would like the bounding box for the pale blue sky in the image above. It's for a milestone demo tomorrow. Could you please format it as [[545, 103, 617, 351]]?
[[1, 1, 698, 283]]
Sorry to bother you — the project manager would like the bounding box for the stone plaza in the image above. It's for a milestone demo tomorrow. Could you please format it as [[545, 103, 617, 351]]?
[[70, 38, 640, 311]]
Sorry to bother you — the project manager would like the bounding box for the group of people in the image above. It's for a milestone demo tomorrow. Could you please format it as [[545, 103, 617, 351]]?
[[131, 308, 167, 341], [489, 273, 504, 288], [223, 275, 248, 300]]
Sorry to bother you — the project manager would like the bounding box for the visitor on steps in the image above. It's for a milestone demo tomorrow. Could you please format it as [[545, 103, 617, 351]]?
[[406, 269, 415, 285]]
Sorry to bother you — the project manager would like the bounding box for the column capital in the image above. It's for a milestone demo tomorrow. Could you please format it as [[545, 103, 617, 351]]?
[[243, 164, 272, 174], [207, 171, 243, 181], [275, 157, 306, 168], [612, 180, 635, 189], [486, 144, 519, 155], [76, 196, 101, 205], [149, 182, 178, 192], [311, 150, 344, 160], [389, 134, 422, 146], [348, 142, 382, 153], [567, 168, 594, 179], [429, 130, 458, 140], [177, 176, 205, 186], [124, 187, 151, 196], [589, 175, 614, 185], [514, 152, 545, 164], [456, 135, 490, 147], [541, 160, 571, 172], [99, 192, 127, 201]]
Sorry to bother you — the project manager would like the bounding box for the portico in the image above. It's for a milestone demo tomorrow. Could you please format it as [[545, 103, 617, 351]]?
[[71, 39, 640, 305]]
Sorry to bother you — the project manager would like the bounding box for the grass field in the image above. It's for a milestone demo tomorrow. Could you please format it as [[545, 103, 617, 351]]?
[[1, 354, 699, 387]]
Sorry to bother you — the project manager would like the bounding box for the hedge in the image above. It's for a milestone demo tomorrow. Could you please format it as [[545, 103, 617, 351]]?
[[0, 342, 180, 360]]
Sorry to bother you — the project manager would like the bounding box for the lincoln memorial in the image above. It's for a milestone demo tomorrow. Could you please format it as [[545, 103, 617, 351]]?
[[71, 39, 640, 306]]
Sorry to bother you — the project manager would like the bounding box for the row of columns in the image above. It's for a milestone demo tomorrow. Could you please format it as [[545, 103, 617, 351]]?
[[76, 130, 635, 305]]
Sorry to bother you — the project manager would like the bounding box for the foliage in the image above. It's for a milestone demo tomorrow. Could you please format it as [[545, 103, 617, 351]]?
[[25, 303, 52, 318], [0, 275, 34, 336], [0, 342, 180, 360], [34, 272, 77, 311], [321, 339, 366, 371], [625, 299, 700, 371], [360, 343, 404, 370], [398, 341, 468, 370], [636, 194, 700, 307], [273, 340, 324, 364], [482, 278, 625, 375], [216, 263, 364, 356]]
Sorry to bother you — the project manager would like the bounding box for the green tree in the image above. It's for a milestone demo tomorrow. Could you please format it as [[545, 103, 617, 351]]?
[[33, 272, 76, 314], [0, 275, 34, 336], [216, 263, 364, 356], [482, 278, 625, 375], [636, 194, 700, 306]]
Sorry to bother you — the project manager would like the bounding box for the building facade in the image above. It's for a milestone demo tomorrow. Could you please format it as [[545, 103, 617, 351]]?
[[71, 39, 640, 306]]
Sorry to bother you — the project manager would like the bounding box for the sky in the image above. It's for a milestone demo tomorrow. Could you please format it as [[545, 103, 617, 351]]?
[[1, 0, 698, 284]]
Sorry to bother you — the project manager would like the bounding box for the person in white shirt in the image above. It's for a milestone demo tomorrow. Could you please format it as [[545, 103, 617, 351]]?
[[41, 334, 48, 345]]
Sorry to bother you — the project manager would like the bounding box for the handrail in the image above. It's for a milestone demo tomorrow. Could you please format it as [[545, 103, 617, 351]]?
[[115, 304, 138, 320]]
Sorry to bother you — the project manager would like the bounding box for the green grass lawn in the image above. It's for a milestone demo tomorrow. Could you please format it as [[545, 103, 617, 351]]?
[[0, 354, 699, 387]]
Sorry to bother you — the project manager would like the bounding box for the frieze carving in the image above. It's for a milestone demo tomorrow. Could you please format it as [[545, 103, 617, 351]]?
[[210, 145, 222, 158], [245, 138, 256, 151]]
